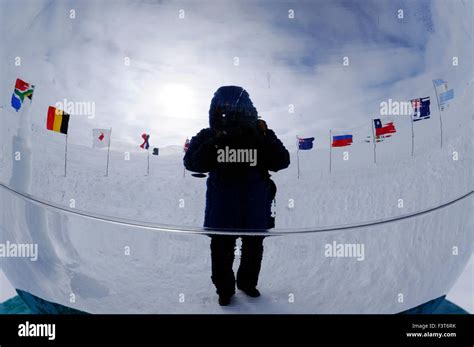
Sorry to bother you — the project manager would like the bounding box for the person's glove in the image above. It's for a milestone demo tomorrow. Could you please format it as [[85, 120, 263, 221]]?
[[212, 123, 261, 148], [240, 122, 260, 139]]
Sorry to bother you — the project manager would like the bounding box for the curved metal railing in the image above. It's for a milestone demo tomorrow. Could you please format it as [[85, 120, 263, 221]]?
[[0, 182, 472, 236]]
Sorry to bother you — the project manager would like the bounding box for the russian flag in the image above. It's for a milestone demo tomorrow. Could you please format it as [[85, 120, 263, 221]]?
[[332, 134, 353, 147]]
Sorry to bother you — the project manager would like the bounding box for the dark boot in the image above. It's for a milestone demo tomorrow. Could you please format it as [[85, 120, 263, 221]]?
[[218, 295, 232, 306], [210, 236, 237, 298], [238, 287, 261, 298], [237, 236, 264, 296]]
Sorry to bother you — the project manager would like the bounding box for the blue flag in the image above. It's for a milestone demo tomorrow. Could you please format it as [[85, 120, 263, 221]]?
[[433, 79, 454, 110], [298, 137, 314, 150], [433, 79, 447, 87], [439, 89, 454, 105], [411, 97, 430, 122]]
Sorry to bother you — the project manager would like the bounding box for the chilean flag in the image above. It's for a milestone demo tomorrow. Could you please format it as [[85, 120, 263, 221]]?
[[374, 119, 396, 138], [332, 134, 353, 147]]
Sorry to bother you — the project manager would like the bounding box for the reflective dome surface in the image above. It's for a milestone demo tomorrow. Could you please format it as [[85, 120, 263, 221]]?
[[0, 0, 472, 313]]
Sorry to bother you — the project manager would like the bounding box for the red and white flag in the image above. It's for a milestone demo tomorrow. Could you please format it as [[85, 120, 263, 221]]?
[[373, 118, 396, 141], [92, 129, 111, 148]]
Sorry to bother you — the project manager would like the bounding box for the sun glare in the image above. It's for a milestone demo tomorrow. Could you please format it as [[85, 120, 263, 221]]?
[[158, 84, 195, 120]]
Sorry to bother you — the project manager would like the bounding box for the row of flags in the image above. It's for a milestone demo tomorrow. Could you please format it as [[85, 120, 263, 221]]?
[[93, 129, 163, 156], [296, 80, 454, 175], [298, 83, 454, 151], [11, 79, 188, 157], [9, 78, 190, 176], [298, 79, 454, 150], [297, 118, 398, 150], [8, 76, 455, 176], [297, 118, 405, 174], [10, 77, 453, 153]]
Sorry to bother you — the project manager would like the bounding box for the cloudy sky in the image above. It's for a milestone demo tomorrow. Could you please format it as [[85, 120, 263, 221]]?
[[0, 0, 472, 151]]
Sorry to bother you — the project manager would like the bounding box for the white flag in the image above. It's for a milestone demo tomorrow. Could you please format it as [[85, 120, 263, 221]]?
[[92, 128, 111, 148]]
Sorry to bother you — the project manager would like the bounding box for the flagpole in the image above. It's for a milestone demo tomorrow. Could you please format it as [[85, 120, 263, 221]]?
[[329, 130, 332, 173], [410, 115, 415, 156], [147, 148, 150, 176], [105, 127, 112, 177], [432, 80, 443, 149], [371, 120, 377, 164], [296, 136, 300, 180], [64, 132, 68, 177]]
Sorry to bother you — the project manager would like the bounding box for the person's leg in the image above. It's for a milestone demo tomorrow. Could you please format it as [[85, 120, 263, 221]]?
[[237, 236, 265, 292], [210, 235, 237, 298]]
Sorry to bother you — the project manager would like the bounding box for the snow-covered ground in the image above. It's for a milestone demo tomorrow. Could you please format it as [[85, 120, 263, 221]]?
[[2, 255, 469, 313]]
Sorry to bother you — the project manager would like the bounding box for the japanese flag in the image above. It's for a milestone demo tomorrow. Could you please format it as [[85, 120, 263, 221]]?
[[92, 129, 111, 148]]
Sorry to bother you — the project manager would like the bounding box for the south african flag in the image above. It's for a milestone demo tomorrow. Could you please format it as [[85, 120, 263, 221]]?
[[11, 78, 35, 112]]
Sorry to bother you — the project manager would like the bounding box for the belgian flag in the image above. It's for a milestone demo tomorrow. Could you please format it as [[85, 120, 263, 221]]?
[[47, 106, 70, 135]]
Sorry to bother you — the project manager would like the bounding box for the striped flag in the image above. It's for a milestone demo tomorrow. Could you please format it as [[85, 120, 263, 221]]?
[[332, 134, 353, 147], [46, 106, 70, 134], [433, 79, 448, 88], [11, 78, 35, 112], [433, 79, 454, 110], [439, 89, 454, 105]]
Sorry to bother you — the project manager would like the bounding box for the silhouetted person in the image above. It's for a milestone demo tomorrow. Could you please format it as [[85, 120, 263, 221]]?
[[184, 86, 290, 306]]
